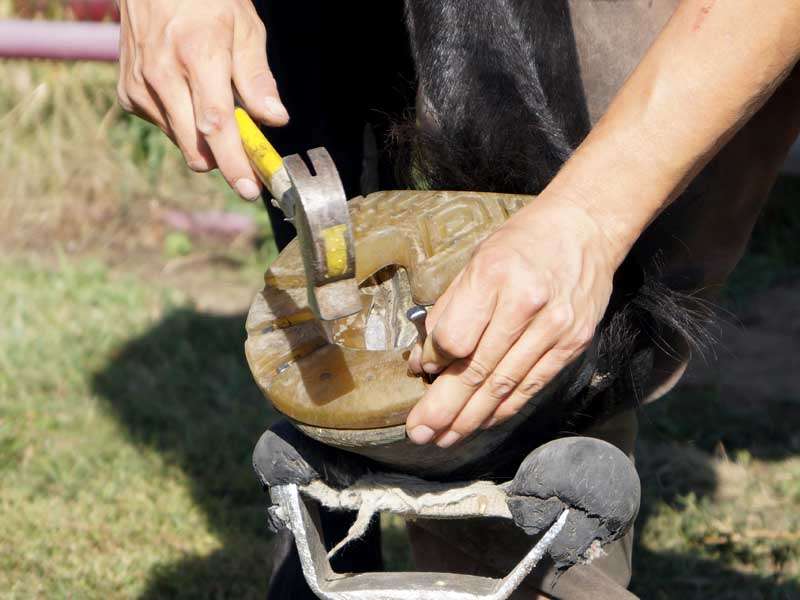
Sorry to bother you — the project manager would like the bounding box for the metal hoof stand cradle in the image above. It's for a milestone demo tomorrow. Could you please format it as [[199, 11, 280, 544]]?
[[235, 116, 641, 598], [253, 426, 639, 600]]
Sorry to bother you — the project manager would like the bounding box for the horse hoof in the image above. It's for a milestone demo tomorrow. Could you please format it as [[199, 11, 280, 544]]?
[[252, 420, 368, 491]]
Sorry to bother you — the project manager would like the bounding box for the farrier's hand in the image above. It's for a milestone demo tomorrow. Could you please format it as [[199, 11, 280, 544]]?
[[117, 0, 289, 200], [406, 197, 620, 447]]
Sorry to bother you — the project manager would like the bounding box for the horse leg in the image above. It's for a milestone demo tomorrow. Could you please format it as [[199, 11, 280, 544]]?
[[569, 0, 800, 401], [254, 0, 413, 249], [636, 65, 800, 400]]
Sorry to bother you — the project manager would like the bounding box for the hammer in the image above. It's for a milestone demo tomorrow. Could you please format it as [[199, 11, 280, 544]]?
[[236, 109, 362, 322]]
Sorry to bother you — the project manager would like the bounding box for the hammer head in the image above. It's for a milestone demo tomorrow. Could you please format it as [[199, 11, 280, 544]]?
[[283, 148, 362, 322]]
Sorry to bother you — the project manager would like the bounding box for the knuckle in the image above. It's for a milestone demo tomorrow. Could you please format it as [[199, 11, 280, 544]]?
[[459, 358, 491, 388], [432, 328, 469, 359], [129, 66, 145, 87], [196, 105, 226, 136], [141, 57, 171, 89], [547, 303, 574, 331], [116, 86, 133, 112], [211, 11, 234, 31], [565, 323, 595, 354], [472, 246, 510, 282], [125, 88, 149, 111], [173, 39, 194, 66], [488, 372, 519, 401], [517, 375, 546, 399], [526, 279, 551, 309], [550, 329, 594, 359], [515, 283, 549, 315], [172, 30, 207, 67], [250, 19, 267, 42]]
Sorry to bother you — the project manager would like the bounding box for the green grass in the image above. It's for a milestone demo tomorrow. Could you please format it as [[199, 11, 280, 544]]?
[[0, 257, 278, 598], [0, 58, 277, 273], [632, 389, 800, 598], [0, 58, 267, 255]]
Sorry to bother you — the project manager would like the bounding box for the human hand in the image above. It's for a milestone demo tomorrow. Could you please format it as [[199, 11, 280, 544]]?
[[405, 198, 620, 447], [116, 0, 289, 200]]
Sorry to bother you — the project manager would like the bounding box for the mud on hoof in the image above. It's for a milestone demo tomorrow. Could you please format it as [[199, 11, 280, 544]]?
[[506, 436, 640, 569]]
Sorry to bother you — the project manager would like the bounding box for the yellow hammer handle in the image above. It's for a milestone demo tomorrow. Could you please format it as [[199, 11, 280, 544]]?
[[235, 108, 296, 213], [236, 109, 355, 302], [235, 108, 287, 198]]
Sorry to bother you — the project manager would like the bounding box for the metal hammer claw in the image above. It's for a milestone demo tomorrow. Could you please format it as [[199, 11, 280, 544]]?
[[236, 108, 362, 322]]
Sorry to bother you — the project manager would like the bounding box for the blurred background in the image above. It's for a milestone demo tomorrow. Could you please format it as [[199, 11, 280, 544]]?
[[0, 2, 798, 598]]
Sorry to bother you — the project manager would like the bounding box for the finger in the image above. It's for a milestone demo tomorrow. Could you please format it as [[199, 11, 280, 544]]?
[[183, 46, 262, 200], [488, 317, 594, 426], [469, 305, 572, 429], [435, 292, 545, 440], [406, 355, 492, 446], [125, 80, 173, 137], [117, 3, 173, 134], [407, 287, 536, 446], [406, 274, 462, 375], [423, 270, 462, 335], [421, 269, 496, 374], [116, 8, 136, 113], [487, 345, 578, 427], [140, 61, 214, 172], [232, 17, 289, 126], [407, 342, 423, 374]]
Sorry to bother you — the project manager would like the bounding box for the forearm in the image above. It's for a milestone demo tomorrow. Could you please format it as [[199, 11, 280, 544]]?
[[531, 0, 800, 265]]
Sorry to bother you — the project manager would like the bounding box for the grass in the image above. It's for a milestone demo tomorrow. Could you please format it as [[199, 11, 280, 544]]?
[[0, 58, 277, 267], [0, 256, 277, 598], [632, 389, 800, 598], [0, 60, 204, 234]]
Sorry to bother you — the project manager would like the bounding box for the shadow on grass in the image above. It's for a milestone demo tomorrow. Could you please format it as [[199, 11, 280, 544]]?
[[631, 455, 800, 600], [92, 308, 278, 599], [631, 546, 800, 600], [640, 383, 800, 462], [630, 390, 800, 599]]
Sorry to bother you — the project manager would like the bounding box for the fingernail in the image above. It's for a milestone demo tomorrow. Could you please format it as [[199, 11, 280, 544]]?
[[234, 178, 261, 201], [481, 417, 498, 430], [187, 158, 210, 172], [407, 425, 436, 445], [436, 431, 461, 449], [264, 97, 289, 122], [422, 362, 442, 375]]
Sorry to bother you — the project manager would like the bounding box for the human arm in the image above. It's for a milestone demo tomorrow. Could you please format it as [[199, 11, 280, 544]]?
[[406, 0, 800, 446], [116, 0, 289, 200]]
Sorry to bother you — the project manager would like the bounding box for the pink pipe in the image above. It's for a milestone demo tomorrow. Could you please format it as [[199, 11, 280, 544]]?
[[0, 19, 119, 62]]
